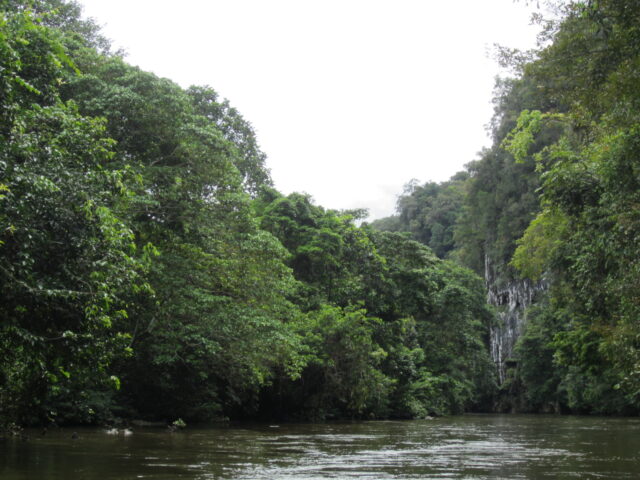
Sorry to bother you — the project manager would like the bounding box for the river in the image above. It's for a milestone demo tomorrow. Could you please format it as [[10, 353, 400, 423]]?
[[2, 414, 640, 479]]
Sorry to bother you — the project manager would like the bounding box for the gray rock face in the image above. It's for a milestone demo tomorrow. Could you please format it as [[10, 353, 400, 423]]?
[[484, 254, 545, 384]]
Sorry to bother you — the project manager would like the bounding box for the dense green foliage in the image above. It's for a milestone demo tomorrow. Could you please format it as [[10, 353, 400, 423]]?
[[254, 191, 494, 419], [371, 173, 469, 259], [4, 0, 639, 425], [374, 0, 640, 415], [0, 1, 494, 426], [507, 0, 640, 414]]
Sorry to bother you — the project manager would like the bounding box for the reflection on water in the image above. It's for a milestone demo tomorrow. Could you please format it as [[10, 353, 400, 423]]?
[[2, 415, 640, 479]]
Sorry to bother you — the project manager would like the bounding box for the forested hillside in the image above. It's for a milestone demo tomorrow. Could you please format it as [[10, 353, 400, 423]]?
[[374, 0, 640, 414], [2, 0, 640, 428], [0, 0, 494, 427]]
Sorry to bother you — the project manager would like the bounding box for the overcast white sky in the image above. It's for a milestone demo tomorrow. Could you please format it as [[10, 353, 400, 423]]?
[[78, 0, 540, 220]]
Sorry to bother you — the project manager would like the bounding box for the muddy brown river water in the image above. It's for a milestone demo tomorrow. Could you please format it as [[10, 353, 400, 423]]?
[[2, 414, 640, 479]]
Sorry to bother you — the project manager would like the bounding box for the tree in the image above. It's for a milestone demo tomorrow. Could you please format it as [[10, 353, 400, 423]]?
[[0, 7, 152, 424]]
